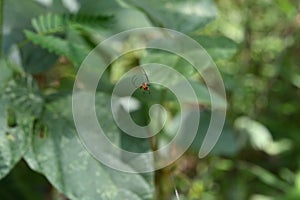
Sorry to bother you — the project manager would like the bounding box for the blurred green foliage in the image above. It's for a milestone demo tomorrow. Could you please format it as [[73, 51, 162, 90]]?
[[0, 0, 299, 199]]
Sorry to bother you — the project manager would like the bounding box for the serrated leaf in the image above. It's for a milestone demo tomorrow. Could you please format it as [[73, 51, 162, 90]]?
[[24, 93, 153, 200]]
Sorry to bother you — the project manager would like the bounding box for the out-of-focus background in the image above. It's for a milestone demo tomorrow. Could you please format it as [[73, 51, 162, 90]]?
[[0, 0, 299, 199]]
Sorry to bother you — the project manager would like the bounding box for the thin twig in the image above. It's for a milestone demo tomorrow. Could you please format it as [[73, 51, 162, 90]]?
[[172, 175, 180, 200]]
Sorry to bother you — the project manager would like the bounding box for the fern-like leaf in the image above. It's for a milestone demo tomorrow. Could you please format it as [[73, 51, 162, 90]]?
[[31, 13, 65, 35], [24, 30, 90, 66], [31, 13, 113, 35], [66, 13, 113, 27]]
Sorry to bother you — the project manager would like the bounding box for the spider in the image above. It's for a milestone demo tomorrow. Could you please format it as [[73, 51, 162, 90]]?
[[140, 82, 150, 94], [131, 67, 150, 94]]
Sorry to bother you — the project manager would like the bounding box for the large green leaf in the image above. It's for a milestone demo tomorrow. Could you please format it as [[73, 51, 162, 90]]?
[[141, 51, 196, 78], [174, 111, 239, 156], [2, 0, 45, 52], [176, 80, 226, 107], [141, 53, 226, 106], [0, 61, 43, 179], [0, 79, 23, 179], [140, 35, 237, 74], [24, 93, 153, 200], [193, 35, 238, 62], [20, 43, 58, 74], [122, 0, 217, 33]]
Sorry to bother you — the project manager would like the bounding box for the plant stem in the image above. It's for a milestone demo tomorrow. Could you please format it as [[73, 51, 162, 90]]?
[[154, 165, 174, 200], [153, 88, 175, 200], [0, 0, 4, 57]]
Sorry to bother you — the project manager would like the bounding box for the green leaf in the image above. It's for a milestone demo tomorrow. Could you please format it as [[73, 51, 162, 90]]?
[[0, 66, 43, 179], [141, 53, 227, 107], [187, 111, 239, 156], [0, 99, 27, 180], [24, 30, 90, 66], [3, 76, 44, 119], [193, 35, 238, 62], [163, 111, 238, 157], [0, 60, 14, 91], [141, 51, 196, 78], [20, 42, 58, 74], [2, 0, 45, 52], [24, 93, 153, 200], [3, 1, 59, 74], [31, 13, 65, 35], [78, 0, 122, 16], [122, 0, 218, 33], [239, 162, 290, 191], [167, 80, 224, 106]]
